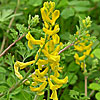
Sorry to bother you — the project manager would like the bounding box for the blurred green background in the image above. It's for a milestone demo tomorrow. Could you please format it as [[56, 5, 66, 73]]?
[[0, 0, 100, 100]]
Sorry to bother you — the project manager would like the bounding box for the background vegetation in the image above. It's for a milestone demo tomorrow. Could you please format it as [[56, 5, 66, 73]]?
[[0, 0, 100, 100]]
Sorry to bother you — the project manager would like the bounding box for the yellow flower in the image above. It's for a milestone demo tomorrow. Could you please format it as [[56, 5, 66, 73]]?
[[78, 55, 86, 61], [50, 75, 68, 85], [48, 78, 62, 100], [26, 32, 44, 49], [31, 82, 38, 86], [30, 81, 47, 92], [32, 74, 46, 82], [40, 7, 51, 23], [14, 60, 34, 79], [15, 60, 35, 69], [80, 62, 86, 69], [84, 42, 93, 50], [51, 10, 60, 26], [74, 53, 79, 60], [41, 1, 60, 26], [50, 90, 58, 100], [48, 78, 62, 90], [75, 60, 80, 65], [36, 59, 48, 70], [37, 91, 44, 95], [54, 70, 60, 77], [52, 34, 60, 44], [35, 67, 48, 77], [74, 45, 84, 52], [14, 63, 23, 79], [42, 49, 60, 62], [43, 24, 60, 36], [83, 48, 91, 56], [90, 54, 94, 58]]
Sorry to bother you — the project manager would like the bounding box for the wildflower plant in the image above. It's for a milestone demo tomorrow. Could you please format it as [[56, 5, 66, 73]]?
[[74, 16, 94, 69], [0, 0, 100, 100], [14, 1, 68, 100]]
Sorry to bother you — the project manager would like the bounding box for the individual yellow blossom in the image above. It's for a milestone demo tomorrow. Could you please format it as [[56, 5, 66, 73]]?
[[43, 24, 60, 36], [75, 60, 80, 65], [14, 60, 35, 79], [48, 78, 62, 90], [51, 10, 60, 26], [26, 32, 45, 49], [74, 53, 79, 60], [44, 22, 49, 29], [42, 49, 60, 62], [83, 48, 91, 56], [50, 90, 58, 100], [48, 78, 62, 100], [52, 34, 60, 44], [14, 63, 23, 79], [90, 54, 94, 58], [36, 59, 48, 70], [78, 55, 86, 61], [50, 75, 68, 85], [37, 91, 45, 95], [86, 34, 90, 37], [80, 62, 86, 69], [32, 74, 46, 82], [74, 45, 84, 52], [30, 81, 47, 92], [35, 67, 48, 77], [31, 82, 38, 86], [14, 60, 35, 69], [54, 70, 60, 77], [84, 42, 93, 50]]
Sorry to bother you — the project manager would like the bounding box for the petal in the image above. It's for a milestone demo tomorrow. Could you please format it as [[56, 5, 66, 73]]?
[[37, 91, 44, 95], [50, 90, 58, 100], [30, 81, 47, 92], [51, 10, 60, 26], [50, 75, 68, 85], [48, 78, 62, 90], [52, 34, 60, 44], [14, 63, 23, 80]]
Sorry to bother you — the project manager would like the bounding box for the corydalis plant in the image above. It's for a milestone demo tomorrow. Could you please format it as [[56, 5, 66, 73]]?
[[74, 17, 94, 69], [14, 1, 68, 100]]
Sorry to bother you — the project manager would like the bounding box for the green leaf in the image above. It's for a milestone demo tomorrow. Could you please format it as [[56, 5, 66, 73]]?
[[11, 85, 23, 95], [0, 67, 6, 73], [0, 9, 22, 22], [60, 32, 70, 40], [68, 61, 79, 72], [16, 24, 28, 34], [60, 89, 71, 100], [67, 73, 78, 85], [61, 7, 74, 19], [74, 6, 90, 12], [89, 83, 100, 90], [56, 0, 68, 8], [0, 86, 8, 92], [68, 1, 90, 6], [93, 49, 100, 59], [28, 0, 42, 7], [95, 92, 100, 100], [11, 90, 32, 100]]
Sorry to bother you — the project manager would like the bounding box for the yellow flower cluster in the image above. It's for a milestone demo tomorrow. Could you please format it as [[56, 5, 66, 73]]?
[[74, 31, 94, 69], [14, 1, 68, 100]]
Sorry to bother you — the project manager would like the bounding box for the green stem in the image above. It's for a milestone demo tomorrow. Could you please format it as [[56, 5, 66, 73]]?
[[34, 95, 39, 100], [47, 86, 50, 100], [47, 64, 50, 100]]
